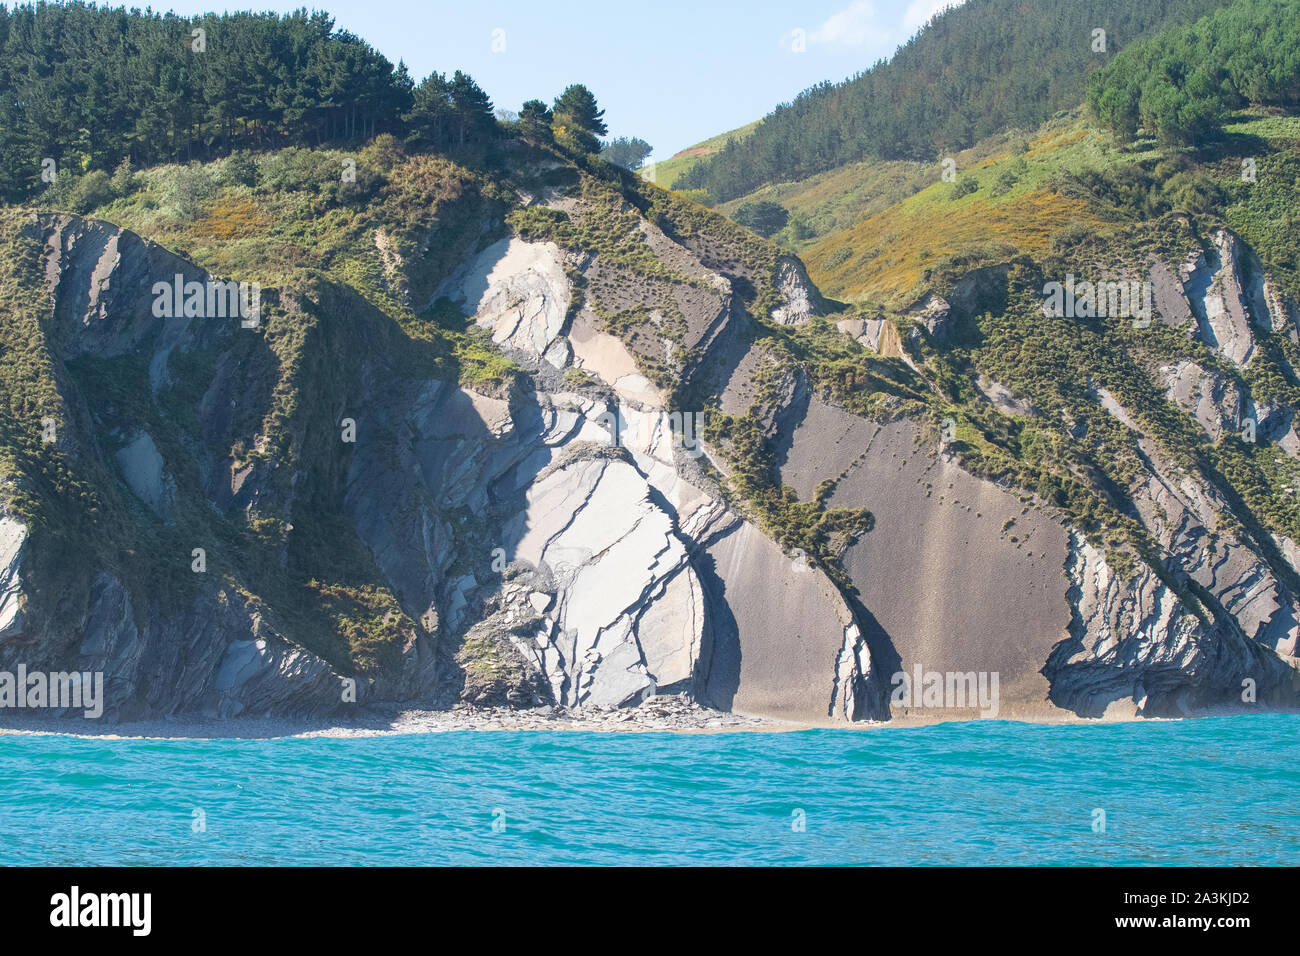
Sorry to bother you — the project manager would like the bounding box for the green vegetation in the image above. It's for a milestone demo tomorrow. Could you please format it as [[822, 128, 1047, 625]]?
[[679, 0, 1229, 202], [601, 136, 653, 170], [507, 174, 679, 279], [404, 70, 498, 150], [796, 113, 1107, 304], [553, 83, 608, 154], [732, 200, 789, 237], [1088, 0, 1300, 146], [518, 99, 554, 141], [0, 4, 416, 200], [0, 3, 638, 203], [649, 120, 760, 193]]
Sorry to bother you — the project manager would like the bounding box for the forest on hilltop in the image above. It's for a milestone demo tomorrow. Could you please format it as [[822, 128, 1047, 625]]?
[[1087, 0, 1300, 145], [0, 2, 623, 202], [677, 0, 1232, 202]]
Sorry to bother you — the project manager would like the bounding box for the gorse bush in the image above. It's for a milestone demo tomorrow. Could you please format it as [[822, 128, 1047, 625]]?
[[68, 170, 115, 214]]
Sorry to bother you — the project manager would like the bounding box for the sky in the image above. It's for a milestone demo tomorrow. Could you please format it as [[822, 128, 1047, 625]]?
[[139, 0, 964, 160]]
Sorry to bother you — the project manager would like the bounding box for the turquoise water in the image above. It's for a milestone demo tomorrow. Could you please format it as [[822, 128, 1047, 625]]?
[[2, 714, 1297, 865]]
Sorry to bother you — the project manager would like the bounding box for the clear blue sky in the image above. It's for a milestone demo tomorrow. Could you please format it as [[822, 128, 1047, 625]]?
[[145, 0, 963, 159]]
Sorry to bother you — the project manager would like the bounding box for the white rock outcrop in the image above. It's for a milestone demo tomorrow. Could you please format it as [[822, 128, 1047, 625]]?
[[0, 515, 27, 640], [1183, 230, 1256, 367], [449, 237, 571, 367], [1159, 360, 1241, 441]]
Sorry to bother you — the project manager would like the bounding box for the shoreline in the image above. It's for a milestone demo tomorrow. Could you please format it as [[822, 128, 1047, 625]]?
[[0, 694, 1260, 741], [0, 697, 786, 740]]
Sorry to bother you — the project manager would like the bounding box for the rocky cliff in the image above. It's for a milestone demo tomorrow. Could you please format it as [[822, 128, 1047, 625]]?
[[2, 148, 1299, 725]]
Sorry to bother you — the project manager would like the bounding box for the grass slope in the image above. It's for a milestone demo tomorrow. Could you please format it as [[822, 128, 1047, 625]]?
[[645, 121, 761, 195]]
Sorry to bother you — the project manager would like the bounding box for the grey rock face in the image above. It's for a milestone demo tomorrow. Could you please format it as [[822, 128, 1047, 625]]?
[[1159, 360, 1242, 441], [693, 505, 870, 721], [1149, 258, 1195, 328], [908, 292, 954, 341], [770, 255, 826, 326], [443, 237, 571, 364], [787, 408, 1071, 719], [9, 567, 347, 721], [1, 208, 869, 725], [417, 218, 868, 721], [114, 431, 176, 519], [1182, 229, 1257, 367], [0, 511, 27, 642], [1049, 532, 1296, 718], [11, 197, 1300, 729], [734, 317, 1300, 720], [0, 216, 358, 721], [836, 316, 904, 357], [1046, 375, 1300, 714]]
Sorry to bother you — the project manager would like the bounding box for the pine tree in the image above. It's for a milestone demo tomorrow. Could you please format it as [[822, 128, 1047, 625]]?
[[519, 99, 553, 141], [553, 83, 607, 153]]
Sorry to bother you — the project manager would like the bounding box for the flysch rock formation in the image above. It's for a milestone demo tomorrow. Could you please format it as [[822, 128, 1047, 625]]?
[[1158, 360, 1241, 442], [432, 227, 869, 721], [1183, 230, 1257, 367], [0, 515, 26, 642], [6, 195, 1300, 727], [1, 202, 873, 724], [1154, 227, 1297, 364], [1147, 227, 1300, 466], [0, 214, 350, 720], [720, 220, 1300, 720], [765, 381, 1072, 720]]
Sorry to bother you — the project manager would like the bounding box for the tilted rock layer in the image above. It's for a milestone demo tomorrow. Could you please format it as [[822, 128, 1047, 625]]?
[[3, 194, 1299, 726]]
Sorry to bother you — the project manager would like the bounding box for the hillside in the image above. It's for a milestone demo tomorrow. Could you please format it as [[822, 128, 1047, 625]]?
[[4, 1, 1300, 726], [0, 125, 885, 720], [646, 121, 760, 195], [679, 0, 1232, 203]]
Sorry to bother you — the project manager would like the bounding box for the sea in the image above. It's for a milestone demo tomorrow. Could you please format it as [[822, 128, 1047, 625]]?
[[1, 714, 1295, 866]]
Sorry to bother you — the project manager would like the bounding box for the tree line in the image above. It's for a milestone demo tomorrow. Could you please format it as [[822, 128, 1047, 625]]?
[[676, 0, 1230, 203], [0, 2, 617, 201], [1087, 0, 1300, 146]]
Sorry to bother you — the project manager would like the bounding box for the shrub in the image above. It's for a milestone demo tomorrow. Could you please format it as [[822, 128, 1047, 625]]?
[[788, 214, 815, 240], [110, 158, 137, 196], [218, 151, 258, 188], [164, 164, 218, 220], [359, 134, 404, 174], [258, 148, 338, 193], [950, 176, 979, 199], [1049, 221, 1095, 257], [733, 200, 789, 237], [826, 246, 854, 268], [989, 168, 1019, 197], [69, 170, 115, 213]]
